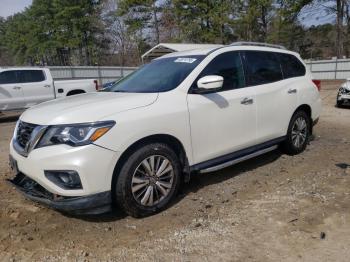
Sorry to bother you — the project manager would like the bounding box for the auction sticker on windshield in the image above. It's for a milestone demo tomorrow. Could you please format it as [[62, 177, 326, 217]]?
[[174, 58, 197, 63]]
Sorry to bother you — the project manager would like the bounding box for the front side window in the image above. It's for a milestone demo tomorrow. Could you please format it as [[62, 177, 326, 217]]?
[[192, 51, 245, 92], [278, 53, 306, 79], [106, 55, 204, 93], [242, 51, 283, 86], [0, 71, 19, 84], [19, 70, 46, 83]]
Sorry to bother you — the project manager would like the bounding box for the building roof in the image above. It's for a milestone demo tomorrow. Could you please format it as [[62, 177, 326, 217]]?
[[141, 43, 223, 61]]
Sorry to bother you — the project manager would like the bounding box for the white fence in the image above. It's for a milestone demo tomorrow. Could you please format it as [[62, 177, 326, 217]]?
[[7, 60, 349, 83], [50, 61, 348, 82], [305, 59, 350, 80], [48, 66, 137, 85]]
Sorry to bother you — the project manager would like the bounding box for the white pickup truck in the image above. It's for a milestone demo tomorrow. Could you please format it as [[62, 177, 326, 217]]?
[[0, 68, 98, 111]]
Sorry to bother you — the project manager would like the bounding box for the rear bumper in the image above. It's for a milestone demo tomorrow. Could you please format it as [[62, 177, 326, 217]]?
[[8, 173, 112, 215]]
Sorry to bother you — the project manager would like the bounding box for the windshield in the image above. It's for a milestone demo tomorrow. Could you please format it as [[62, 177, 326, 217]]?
[[105, 55, 204, 93]]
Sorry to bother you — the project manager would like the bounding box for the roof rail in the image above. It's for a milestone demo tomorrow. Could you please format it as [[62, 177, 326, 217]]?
[[230, 42, 287, 50]]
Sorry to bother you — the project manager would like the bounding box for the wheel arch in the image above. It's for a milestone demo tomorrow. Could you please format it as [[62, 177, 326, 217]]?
[[111, 134, 190, 196], [66, 89, 85, 96], [293, 104, 313, 133]]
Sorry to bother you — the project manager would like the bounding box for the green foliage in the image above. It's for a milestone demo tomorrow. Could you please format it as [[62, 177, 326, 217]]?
[[117, 0, 162, 56], [233, 0, 274, 42], [1, 0, 348, 65], [172, 0, 236, 44], [0, 17, 14, 65], [2, 0, 105, 65]]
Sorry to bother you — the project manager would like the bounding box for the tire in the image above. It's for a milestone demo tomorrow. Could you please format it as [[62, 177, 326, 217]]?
[[115, 143, 182, 218], [67, 90, 85, 96], [281, 110, 311, 155]]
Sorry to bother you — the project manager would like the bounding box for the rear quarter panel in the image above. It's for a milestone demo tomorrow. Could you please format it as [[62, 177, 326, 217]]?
[[54, 79, 97, 97], [297, 73, 322, 122]]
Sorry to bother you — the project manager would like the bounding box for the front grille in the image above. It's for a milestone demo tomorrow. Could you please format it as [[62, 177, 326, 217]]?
[[16, 121, 38, 149]]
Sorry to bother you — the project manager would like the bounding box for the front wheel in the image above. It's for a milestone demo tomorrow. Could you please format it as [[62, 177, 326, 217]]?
[[115, 143, 182, 217], [282, 110, 311, 155]]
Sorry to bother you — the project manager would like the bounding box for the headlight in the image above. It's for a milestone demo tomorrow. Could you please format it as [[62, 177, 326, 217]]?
[[36, 121, 115, 148]]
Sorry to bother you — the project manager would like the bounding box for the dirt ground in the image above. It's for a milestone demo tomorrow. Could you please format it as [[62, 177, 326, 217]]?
[[0, 85, 350, 262]]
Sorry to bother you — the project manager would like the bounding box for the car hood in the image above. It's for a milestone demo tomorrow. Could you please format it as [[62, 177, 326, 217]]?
[[20, 92, 158, 125]]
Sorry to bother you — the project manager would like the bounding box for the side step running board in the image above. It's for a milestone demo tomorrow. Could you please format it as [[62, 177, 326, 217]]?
[[199, 145, 278, 174]]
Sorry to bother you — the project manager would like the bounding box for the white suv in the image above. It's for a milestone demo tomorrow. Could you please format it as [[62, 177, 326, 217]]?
[[9, 43, 321, 217]]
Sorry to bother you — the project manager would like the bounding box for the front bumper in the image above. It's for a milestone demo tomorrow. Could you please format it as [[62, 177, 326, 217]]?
[[9, 140, 121, 214], [338, 87, 350, 101], [338, 93, 350, 101], [8, 173, 112, 215]]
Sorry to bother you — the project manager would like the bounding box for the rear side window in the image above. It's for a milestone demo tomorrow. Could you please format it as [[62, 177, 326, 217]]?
[[19, 70, 46, 83], [193, 51, 245, 91], [0, 70, 19, 84], [242, 51, 283, 86], [278, 53, 306, 78]]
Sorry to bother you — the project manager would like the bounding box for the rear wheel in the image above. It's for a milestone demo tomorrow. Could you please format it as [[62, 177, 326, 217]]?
[[115, 143, 181, 217], [282, 110, 310, 155]]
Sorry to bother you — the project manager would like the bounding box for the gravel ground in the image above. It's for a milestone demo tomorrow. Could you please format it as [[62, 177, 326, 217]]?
[[0, 85, 349, 261]]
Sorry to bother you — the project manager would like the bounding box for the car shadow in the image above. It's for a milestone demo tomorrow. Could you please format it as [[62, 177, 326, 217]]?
[[335, 103, 350, 109], [69, 149, 282, 222], [177, 149, 282, 198], [0, 113, 20, 123], [65, 208, 127, 222]]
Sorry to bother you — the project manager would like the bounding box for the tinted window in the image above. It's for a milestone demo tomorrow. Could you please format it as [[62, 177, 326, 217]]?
[[19, 70, 46, 83], [0, 71, 19, 84], [278, 53, 306, 78], [193, 51, 245, 91], [106, 56, 204, 93], [243, 51, 283, 86]]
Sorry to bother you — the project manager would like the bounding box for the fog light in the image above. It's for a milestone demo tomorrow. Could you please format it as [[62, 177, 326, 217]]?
[[44, 170, 82, 190]]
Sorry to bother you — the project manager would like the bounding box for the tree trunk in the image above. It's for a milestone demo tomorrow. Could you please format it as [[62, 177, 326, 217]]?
[[336, 0, 344, 58], [261, 5, 267, 42], [152, 2, 160, 44], [84, 31, 91, 65], [345, 1, 350, 57]]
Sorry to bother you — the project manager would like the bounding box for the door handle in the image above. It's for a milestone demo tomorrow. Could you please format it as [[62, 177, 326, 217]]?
[[44, 85, 51, 88], [241, 97, 254, 105], [288, 88, 297, 94], [13, 86, 22, 90]]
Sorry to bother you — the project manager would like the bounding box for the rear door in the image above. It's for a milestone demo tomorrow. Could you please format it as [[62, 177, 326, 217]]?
[[242, 51, 299, 144], [0, 70, 25, 111], [18, 69, 54, 107], [187, 51, 257, 164]]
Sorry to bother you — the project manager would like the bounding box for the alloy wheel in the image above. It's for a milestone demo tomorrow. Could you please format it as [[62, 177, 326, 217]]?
[[131, 155, 174, 207], [291, 117, 307, 148]]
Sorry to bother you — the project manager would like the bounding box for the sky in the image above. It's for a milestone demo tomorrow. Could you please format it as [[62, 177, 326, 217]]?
[[0, 0, 333, 27], [0, 0, 32, 18]]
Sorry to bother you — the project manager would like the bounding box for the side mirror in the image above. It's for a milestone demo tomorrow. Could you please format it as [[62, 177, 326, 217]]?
[[196, 75, 223, 93]]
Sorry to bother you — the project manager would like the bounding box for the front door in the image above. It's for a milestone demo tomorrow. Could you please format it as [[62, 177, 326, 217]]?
[[187, 51, 257, 164], [19, 69, 54, 108], [0, 70, 25, 111]]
